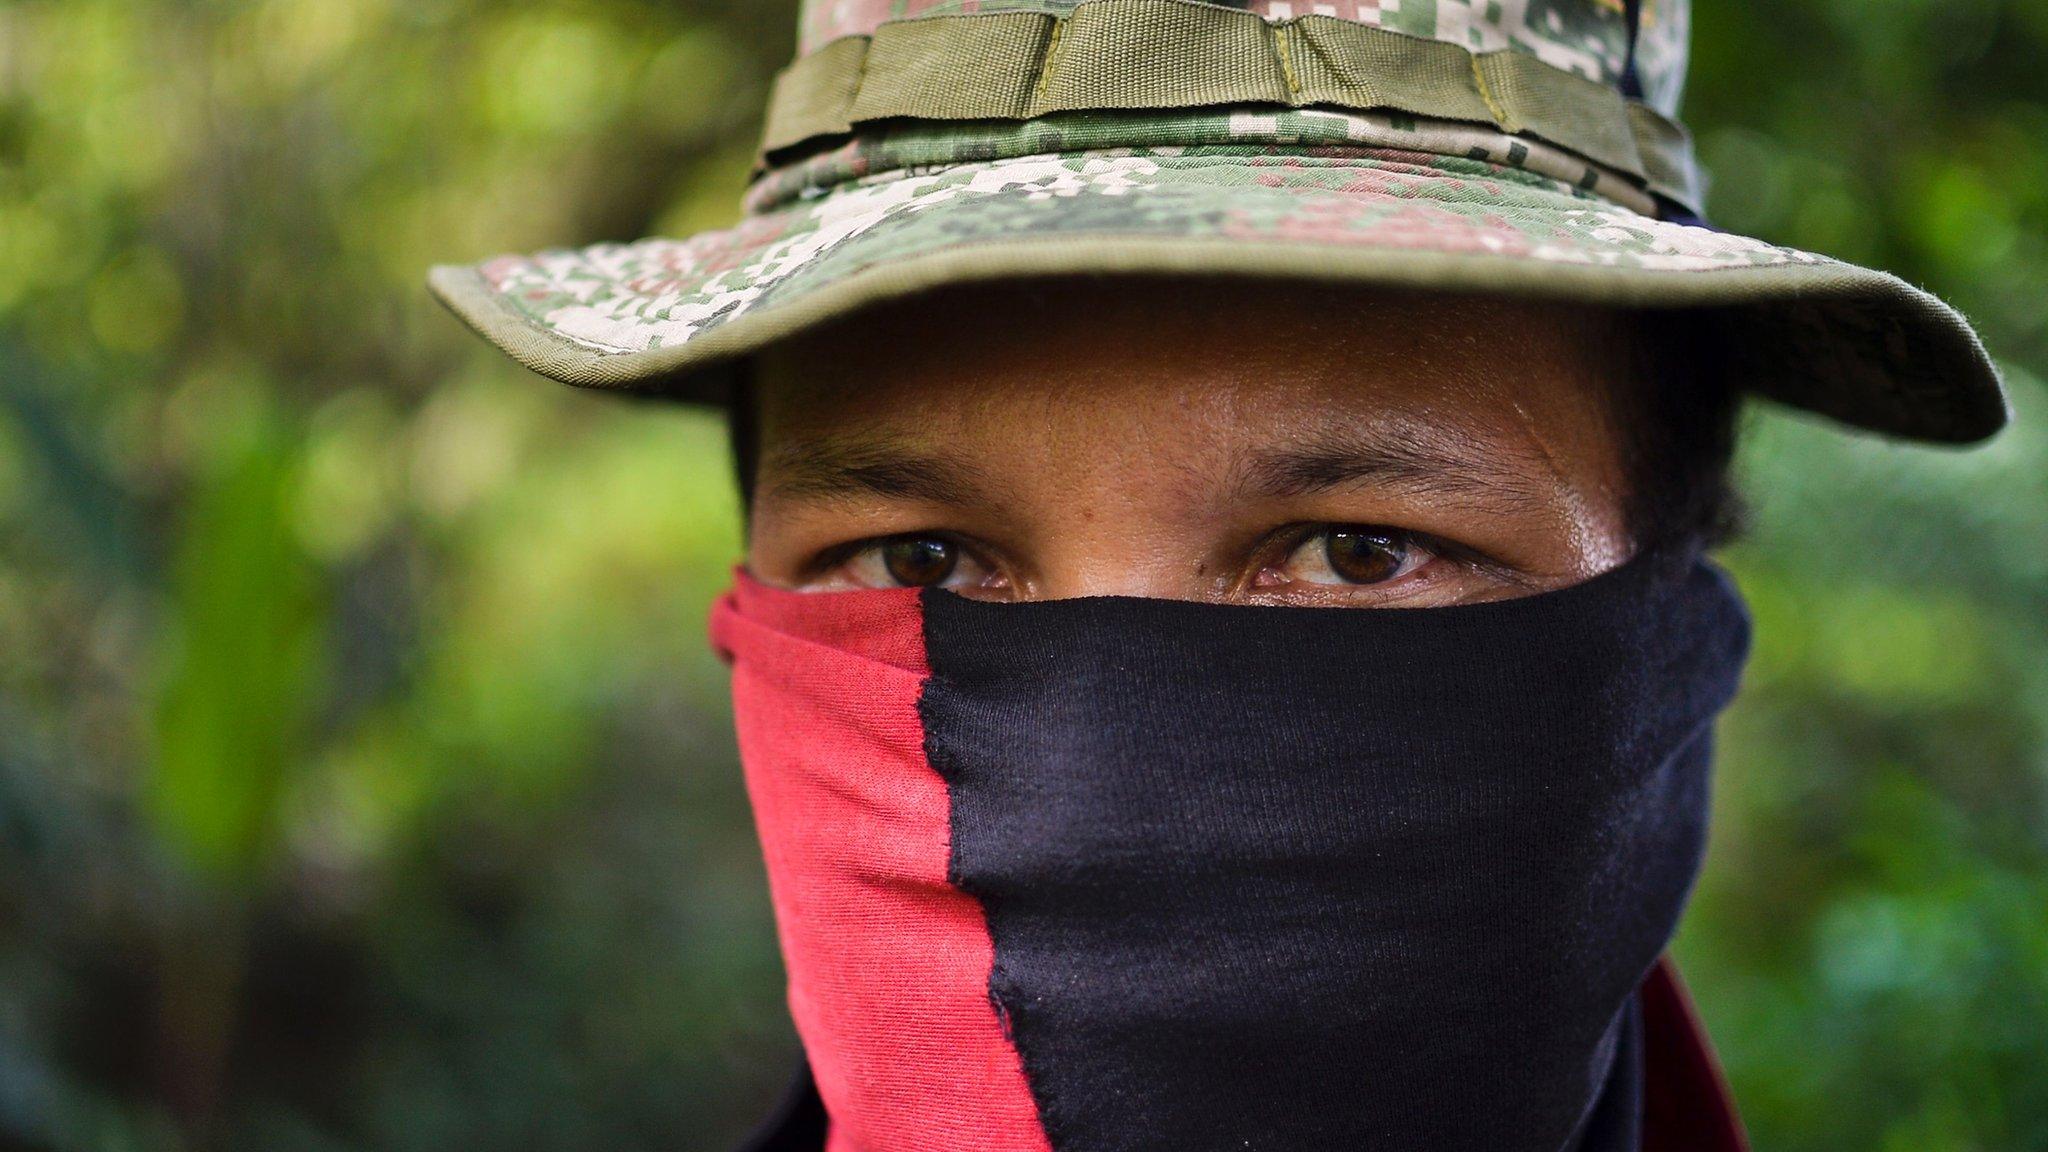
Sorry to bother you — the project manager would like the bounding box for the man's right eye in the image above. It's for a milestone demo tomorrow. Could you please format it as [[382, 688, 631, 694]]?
[[839, 534, 996, 590], [878, 536, 957, 586]]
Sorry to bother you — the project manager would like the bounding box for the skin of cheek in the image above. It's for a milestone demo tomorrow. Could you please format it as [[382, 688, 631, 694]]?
[[744, 281, 1638, 604]]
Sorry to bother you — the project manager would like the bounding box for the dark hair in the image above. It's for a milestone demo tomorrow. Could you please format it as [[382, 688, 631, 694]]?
[[1613, 310, 1747, 554], [727, 308, 1747, 554], [729, 359, 760, 516]]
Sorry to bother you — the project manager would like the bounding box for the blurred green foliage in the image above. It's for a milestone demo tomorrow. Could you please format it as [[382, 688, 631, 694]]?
[[0, 0, 2042, 1149]]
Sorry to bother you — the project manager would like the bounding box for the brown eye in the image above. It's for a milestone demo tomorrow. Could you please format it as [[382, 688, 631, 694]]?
[[1271, 527, 1430, 590], [882, 536, 958, 586], [1323, 529, 1408, 584], [831, 533, 1001, 593]]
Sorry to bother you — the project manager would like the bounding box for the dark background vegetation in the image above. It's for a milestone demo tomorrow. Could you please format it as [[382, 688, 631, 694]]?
[[1, 1, 2044, 1149]]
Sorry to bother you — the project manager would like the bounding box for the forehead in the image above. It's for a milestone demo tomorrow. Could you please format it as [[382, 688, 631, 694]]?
[[752, 278, 1637, 454]]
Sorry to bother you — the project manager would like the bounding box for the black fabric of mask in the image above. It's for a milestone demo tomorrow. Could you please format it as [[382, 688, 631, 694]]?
[[904, 552, 1752, 1152]]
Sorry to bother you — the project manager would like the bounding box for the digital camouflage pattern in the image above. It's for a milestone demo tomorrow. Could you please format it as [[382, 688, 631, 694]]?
[[796, 0, 1691, 116], [484, 148, 1793, 359], [429, 0, 2005, 443]]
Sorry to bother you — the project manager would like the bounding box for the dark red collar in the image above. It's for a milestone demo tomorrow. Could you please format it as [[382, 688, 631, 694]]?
[[1642, 957, 1750, 1152]]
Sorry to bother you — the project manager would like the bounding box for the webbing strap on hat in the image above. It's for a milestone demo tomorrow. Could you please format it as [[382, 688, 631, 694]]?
[[760, 0, 1703, 212]]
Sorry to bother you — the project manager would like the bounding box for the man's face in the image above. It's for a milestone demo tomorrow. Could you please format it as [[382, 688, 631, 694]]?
[[746, 280, 1638, 609]]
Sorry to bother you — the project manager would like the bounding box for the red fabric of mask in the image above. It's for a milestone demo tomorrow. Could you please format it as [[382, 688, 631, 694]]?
[[709, 575, 1050, 1152]]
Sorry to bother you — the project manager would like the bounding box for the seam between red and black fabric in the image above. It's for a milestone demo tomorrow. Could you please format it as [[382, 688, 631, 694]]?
[[915, 657, 1061, 1149]]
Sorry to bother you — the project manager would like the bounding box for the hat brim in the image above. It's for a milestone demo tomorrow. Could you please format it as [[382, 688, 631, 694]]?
[[429, 149, 2006, 443]]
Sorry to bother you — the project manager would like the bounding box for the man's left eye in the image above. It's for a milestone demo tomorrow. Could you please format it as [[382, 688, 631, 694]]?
[[839, 533, 995, 590], [1277, 527, 1432, 587]]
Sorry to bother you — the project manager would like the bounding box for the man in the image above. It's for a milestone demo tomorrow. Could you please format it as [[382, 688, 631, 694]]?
[[430, 0, 2005, 1148]]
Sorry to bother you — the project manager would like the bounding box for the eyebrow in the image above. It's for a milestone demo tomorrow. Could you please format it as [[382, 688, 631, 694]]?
[[761, 434, 1001, 506], [1234, 426, 1555, 512], [762, 425, 1556, 512]]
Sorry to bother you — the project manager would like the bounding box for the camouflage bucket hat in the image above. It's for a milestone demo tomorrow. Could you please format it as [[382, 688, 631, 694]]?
[[430, 0, 2007, 442]]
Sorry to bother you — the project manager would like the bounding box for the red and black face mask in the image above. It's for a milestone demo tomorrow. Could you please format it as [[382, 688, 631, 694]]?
[[709, 552, 1751, 1152]]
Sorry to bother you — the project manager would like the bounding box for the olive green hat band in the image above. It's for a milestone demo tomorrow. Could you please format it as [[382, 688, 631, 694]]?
[[759, 0, 1702, 212]]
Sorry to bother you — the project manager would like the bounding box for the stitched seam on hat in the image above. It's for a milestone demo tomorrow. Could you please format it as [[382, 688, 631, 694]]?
[[1033, 16, 1067, 104], [1271, 23, 1303, 98], [850, 32, 872, 115], [804, 236, 1834, 293], [1470, 54, 1510, 129]]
